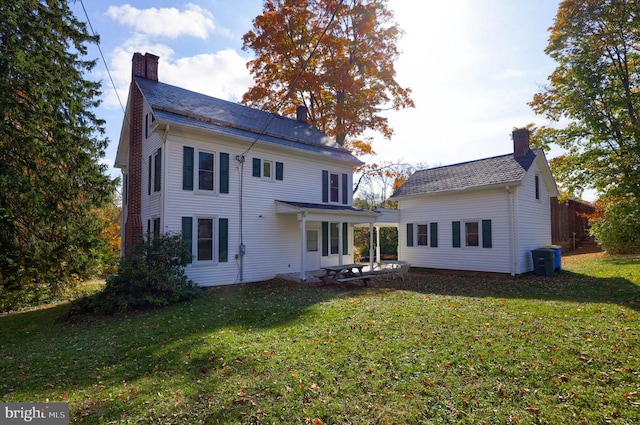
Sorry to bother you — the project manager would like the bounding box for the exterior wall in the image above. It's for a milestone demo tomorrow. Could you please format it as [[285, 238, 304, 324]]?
[[515, 157, 553, 273], [160, 127, 356, 286], [141, 102, 164, 235], [397, 188, 513, 274]]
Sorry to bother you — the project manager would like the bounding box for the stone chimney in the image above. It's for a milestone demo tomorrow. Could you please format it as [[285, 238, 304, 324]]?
[[512, 128, 530, 158], [132, 52, 159, 81], [296, 105, 308, 123]]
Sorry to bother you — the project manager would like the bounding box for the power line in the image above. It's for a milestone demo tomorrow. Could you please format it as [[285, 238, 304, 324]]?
[[79, 0, 127, 119], [240, 0, 344, 157]]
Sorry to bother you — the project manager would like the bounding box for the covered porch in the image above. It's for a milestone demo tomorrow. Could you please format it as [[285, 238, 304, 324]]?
[[275, 201, 381, 282]]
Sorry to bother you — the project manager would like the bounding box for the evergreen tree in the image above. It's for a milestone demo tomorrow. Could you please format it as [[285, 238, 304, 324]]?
[[0, 0, 116, 308]]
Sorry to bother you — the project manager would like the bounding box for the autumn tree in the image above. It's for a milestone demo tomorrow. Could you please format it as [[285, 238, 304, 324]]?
[[0, 0, 117, 309], [530, 0, 640, 200], [241, 0, 414, 156]]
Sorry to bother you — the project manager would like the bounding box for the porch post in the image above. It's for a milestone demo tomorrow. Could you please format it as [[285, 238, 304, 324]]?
[[369, 223, 375, 271], [376, 226, 381, 265], [299, 212, 307, 281], [338, 221, 344, 266]]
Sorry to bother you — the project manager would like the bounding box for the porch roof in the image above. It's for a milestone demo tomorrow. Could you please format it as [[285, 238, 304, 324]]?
[[275, 200, 380, 224]]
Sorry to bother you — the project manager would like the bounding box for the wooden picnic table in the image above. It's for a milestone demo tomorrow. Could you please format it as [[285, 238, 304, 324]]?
[[320, 263, 371, 286]]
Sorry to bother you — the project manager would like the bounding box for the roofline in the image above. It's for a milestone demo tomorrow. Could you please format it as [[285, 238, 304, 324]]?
[[390, 180, 524, 201]]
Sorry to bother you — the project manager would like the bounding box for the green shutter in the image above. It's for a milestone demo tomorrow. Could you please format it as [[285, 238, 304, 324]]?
[[181, 217, 193, 263], [183, 146, 194, 190], [322, 170, 329, 203], [406, 223, 414, 247], [148, 155, 152, 195], [322, 221, 329, 256], [220, 152, 229, 194], [341, 173, 348, 204], [482, 219, 492, 248], [276, 162, 283, 181], [219, 218, 228, 262], [430, 222, 438, 247], [154, 148, 161, 192], [452, 221, 461, 248], [342, 223, 349, 255], [252, 158, 261, 177]]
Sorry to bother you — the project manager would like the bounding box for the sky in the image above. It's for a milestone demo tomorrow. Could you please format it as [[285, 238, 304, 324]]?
[[72, 0, 582, 198]]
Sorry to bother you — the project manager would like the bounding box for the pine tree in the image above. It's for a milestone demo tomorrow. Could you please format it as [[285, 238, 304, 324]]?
[[0, 0, 117, 308]]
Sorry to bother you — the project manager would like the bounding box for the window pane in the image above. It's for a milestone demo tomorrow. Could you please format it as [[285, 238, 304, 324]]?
[[199, 152, 214, 191], [307, 230, 318, 252], [417, 224, 428, 246], [198, 218, 213, 261], [330, 223, 339, 254], [330, 173, 339, 202], [263, 161, 272, 178], [465, 222, 479, 246]]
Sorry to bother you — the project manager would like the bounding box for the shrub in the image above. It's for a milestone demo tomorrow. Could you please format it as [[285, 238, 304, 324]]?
[[77, 233, 200, 314], [589, 196, 640, 254]]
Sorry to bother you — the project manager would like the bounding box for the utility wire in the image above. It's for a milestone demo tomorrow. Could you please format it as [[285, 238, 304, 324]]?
[[240, 0, 344, 157], [79, 0, 128, 119]]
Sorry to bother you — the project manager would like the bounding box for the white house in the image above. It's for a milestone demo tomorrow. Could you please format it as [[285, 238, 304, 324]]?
[[390, 129, 559, 275], [115, 52, 379, 286]]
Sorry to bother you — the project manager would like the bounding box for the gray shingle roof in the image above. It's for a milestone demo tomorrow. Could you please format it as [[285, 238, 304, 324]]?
[[135, 77, 360, 163], [391, 149, 540, 198]]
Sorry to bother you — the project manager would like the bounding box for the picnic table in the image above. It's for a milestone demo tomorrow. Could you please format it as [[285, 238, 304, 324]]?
[[320, 263, 371, 286]]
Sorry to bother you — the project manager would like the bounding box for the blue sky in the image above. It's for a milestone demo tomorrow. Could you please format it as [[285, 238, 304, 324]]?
[[72, 0, 577, 197]]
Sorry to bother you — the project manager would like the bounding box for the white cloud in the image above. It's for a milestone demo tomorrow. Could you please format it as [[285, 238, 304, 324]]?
[[105, 3, 215, 39]]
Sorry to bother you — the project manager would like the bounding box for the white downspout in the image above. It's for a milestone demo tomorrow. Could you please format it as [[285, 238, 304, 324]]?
[[506, 186, 519, 276], [161, 125, 169, 235], [369, 223, 375, 271], [375, 226, 381, 268], [338, 221, 344, 266], [299, 212, 307, 282]]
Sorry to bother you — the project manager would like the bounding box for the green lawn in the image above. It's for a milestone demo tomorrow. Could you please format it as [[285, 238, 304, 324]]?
[[1, 252, 639, 424]]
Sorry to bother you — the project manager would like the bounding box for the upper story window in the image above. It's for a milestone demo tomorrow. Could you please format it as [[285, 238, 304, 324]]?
[[322, 170, 349, 205], [148, 148, 161, 195], [183, 147, 229, 194], [253, 158, 283, 181], [199, 151, 215, 191]]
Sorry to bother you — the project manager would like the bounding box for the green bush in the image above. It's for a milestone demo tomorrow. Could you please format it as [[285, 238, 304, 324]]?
[[589, 196, 640, 254], [75, 233, 200, 314]]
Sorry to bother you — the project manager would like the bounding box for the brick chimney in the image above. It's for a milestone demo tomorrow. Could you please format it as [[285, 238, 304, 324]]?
[[296, 105, 308, 123], [512, 128, 530, 158], [124, 52, 159, 254], [131, 52, 159, 81]]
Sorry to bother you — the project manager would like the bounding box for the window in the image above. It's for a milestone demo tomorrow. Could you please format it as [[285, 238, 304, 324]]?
[[197, 218, 214, 261], [535, 175, 540, 200], [183, 147, 229, 193], [307, 230, 318, 252], [263, 160, 273, 179], [330, 173, 339, 203], [148, 148, 161, 195], [330, 222, 339, 254], [199, 152, 215, 191], [417, 224, 428, 246], [465, 221, 479, 247], [181, 216, 228, 263]]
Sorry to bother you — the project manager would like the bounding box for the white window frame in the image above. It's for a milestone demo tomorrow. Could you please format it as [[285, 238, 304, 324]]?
[[197, 150, 216, 193], [262, 159, 273, 181], [464, 220, 480, 248], [192, 216, 219, 264], [416, 223, 428, 246]]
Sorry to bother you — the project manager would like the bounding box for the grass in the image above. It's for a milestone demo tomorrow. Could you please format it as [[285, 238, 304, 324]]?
[[1, 252, 639, 424]]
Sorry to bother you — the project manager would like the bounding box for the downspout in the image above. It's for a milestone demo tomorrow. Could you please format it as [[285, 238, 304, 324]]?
[[299, 212, 307, 282], [505, 185, 518, 276], [161, 125, 169, 235]]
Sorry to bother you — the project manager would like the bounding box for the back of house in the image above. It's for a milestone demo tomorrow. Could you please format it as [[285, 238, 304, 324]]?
[[115, 53, 378, 286]]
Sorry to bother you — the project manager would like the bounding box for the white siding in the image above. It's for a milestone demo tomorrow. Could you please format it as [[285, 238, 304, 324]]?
[[162, 127, 357, 286], [515, 158, 553, 273], [397, 188, 513, 274]]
